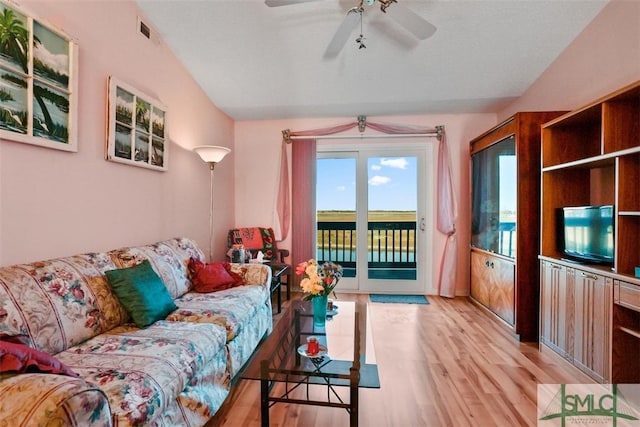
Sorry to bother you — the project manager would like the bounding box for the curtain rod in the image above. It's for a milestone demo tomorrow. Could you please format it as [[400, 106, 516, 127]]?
[[288, 132, 439, 140]]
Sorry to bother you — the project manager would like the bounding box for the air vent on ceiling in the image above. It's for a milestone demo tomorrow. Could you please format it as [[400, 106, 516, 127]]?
[[137, 16, 160, 45]]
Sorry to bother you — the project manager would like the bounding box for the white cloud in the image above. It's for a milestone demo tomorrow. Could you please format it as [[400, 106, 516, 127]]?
[[336, 185, 346, 191], [34, 44, 68, 75], [369, 175, 391, 186], [371, 164, 381, 171], [380, 158, 408, 169]]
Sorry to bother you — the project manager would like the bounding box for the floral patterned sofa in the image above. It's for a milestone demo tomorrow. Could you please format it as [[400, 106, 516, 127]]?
[[0, 237, 272, 426]]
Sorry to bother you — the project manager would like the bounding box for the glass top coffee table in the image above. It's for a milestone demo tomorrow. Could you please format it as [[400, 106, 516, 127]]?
[[240, 299, 379, 426]]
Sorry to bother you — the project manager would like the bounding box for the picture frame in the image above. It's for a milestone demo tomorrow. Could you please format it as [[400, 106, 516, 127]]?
[[106, 76, 168, 171], [0, 1, 79, 152]]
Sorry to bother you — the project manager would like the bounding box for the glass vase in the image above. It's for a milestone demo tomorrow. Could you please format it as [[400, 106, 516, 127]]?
[[312, 295, 328, 329]]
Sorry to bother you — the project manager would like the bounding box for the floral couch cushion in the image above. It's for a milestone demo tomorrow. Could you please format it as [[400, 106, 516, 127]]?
[[169, 262, 271, 341], [0, 253, 128, 355], [0, 373, 112, 427], [169, 284, 267, 342], [56, 320, 228, 426]]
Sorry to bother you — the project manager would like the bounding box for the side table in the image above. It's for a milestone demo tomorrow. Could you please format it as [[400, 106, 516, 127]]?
[[269, 262, 291, 314]]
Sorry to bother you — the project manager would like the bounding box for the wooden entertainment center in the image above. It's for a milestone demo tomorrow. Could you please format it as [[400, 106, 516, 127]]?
[[469, 112, 565, 342], [538, 81, 640, 383]]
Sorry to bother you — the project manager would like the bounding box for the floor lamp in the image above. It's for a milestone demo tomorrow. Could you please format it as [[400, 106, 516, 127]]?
[[193, 145, 231, 262]]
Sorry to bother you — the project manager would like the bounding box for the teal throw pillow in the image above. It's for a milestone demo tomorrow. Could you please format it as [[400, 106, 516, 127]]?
[[105, 260, 177, 327]]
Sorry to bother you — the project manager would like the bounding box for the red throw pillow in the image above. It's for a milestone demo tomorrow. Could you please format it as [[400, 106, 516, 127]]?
[[0, 341, 78, 377], [188, 258, 244, 293]]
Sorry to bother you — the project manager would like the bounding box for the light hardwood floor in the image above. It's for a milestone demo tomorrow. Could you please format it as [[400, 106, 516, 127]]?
[[211, 293, 593, 427]]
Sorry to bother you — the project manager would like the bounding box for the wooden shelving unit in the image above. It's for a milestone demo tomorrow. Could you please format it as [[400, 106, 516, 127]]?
[[539, 81, 640, 383]]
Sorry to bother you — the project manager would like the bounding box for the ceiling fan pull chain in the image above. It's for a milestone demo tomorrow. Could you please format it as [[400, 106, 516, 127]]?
[[356, 8, 366, 50]]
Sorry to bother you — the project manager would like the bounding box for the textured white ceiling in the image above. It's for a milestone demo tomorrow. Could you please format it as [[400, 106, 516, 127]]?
[[136, 0, 609, 120]]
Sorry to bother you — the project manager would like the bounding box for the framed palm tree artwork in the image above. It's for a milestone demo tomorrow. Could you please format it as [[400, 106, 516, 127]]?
[[0, 1, 78, 152], [106, 76, 168, 171]]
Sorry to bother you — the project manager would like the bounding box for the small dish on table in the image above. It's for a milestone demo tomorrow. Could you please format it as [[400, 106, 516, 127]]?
[[297, 344, 328, 359]]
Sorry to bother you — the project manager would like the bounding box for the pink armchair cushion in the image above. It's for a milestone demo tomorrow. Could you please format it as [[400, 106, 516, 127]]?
[[228, 227, 278, 260], [188, 258, 243, 293], [0, 341, 78, 377]]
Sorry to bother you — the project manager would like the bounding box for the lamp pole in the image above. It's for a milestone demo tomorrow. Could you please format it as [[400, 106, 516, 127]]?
[[208, 162, 215, 262], [193, 146, 231, 262]]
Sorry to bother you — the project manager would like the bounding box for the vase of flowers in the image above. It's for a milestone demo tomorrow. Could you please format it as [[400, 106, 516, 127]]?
[[296, 259, 343, 328]]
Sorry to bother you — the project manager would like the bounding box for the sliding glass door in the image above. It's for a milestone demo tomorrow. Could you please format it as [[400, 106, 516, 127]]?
[[316, 141, 432, 293]]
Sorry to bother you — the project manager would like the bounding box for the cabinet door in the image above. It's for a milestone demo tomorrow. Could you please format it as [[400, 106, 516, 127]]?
[[471, 251, 514, 325], [540, 261, 572, 358], [572, 268, 612, 383], [489, 256, 515, 325], [470, 251, 491, 307]]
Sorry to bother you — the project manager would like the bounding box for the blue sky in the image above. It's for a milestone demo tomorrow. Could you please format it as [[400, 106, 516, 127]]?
[[317, 154, 517, 213], [499, 156, 517, 212], [316, 156, 417, 211]]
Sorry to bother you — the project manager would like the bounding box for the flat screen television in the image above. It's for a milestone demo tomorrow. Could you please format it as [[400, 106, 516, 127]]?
[[558, 205, 614, 265]]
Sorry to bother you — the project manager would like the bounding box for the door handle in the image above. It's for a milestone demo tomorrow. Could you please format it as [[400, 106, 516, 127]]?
[[580, 272, 599, 281], [420, 217, 425, 231]]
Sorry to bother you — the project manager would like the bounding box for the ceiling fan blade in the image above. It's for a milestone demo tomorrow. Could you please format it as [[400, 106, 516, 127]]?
[[324, 9, 361, 58], [265, 0, 322, 7], [384, 2, 437, 40]]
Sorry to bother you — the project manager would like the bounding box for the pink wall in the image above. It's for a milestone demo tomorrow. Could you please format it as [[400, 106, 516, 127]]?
[[499, 0, 640, 119], [0, 0, 235, 265], [233, 0, 640, 296], [234, 114, 496, 296]]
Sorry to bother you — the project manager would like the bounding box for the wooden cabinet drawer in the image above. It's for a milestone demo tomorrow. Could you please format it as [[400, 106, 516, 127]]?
[[614, 280, 640, 312]]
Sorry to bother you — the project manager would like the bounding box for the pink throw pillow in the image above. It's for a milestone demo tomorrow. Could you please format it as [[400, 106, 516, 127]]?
[[0, 341, 78, 377]]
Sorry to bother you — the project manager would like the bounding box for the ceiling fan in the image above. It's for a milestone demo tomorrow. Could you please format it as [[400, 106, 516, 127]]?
[[265, 0, 437, 57]]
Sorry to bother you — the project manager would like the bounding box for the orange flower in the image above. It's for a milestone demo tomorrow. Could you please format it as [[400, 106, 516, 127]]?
[[295, 258, 343, 300]]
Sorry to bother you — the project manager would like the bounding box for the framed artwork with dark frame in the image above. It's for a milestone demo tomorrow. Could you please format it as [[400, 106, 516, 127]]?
[[106, 76, 168, 171], [0, 1, 79, 152]]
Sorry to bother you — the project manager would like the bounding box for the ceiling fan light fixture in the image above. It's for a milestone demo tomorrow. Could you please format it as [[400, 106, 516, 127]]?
[[300, 0, 435, 57]]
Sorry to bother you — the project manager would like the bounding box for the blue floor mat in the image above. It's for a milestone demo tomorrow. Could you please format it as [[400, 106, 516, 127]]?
[[369, 294, 429, 304]]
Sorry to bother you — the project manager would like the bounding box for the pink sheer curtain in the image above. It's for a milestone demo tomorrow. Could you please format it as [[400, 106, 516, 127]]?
[[290, 139, 316, 287], [436, 132, 458, 297], [276, 120, 457, 297], [275, 141, 290, 240]]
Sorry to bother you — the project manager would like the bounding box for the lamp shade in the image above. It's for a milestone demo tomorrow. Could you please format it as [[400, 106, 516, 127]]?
[[193, 145, 231, 164]]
